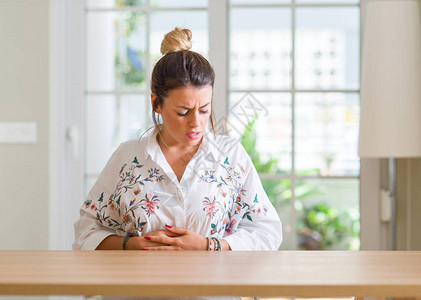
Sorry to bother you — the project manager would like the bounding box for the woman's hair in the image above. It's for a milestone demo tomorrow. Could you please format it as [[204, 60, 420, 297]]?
[[151, 27, 216, 133]]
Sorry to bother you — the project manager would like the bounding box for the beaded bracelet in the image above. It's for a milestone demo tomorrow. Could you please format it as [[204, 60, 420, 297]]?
[[211, 237, 221, 251], [122, 232, 138, 250], [206, 237, 215, 251]]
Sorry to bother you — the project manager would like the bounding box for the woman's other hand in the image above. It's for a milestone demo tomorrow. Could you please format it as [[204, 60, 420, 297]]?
[[142, 225, 207, 251], [125, 228, 180, 250]]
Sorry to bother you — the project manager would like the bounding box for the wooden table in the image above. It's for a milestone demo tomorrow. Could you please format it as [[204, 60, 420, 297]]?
[[1, 251, 421, 298]]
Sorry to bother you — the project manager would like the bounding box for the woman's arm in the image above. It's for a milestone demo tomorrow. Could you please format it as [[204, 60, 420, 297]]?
[[96, 235, 125, 250], [221, 239, 232, 251], [96, 235, 168, 250]]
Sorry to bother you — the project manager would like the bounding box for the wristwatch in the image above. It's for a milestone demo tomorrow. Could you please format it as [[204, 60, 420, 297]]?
[[122, 231, 138, 250]]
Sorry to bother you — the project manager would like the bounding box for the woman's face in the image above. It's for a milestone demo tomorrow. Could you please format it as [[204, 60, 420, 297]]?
[[152, 84, 213, 149]]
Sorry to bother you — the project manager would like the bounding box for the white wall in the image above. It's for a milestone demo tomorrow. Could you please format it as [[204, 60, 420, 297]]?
[[0, 0, 49, 250]]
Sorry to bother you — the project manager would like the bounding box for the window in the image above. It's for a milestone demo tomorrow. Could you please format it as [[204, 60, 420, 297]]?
[[84, 0, 360, 250], [85, 0, 209, 191], [228, 0, 360, 250]]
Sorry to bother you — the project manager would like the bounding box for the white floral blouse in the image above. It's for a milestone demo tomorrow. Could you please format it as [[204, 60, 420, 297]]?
[[73, 129, 282, 251]]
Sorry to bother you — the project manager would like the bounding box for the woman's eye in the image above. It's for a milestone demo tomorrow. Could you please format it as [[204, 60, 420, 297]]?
[[177, 110, 208, 116]]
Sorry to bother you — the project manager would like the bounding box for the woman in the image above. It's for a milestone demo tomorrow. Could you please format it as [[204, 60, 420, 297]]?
[[73, 27, 282, 252]]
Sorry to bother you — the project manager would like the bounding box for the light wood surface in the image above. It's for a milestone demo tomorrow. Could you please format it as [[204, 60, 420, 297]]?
[[1, 251, 421, 298]]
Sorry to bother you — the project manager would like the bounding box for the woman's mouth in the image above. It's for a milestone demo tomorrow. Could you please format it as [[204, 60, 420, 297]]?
[[186, 131, 201, 140]]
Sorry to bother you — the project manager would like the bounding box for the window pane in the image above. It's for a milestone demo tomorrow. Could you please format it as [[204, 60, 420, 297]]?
[[297, 0, 358, 3], [231, 0, 290, 4], [85, 176, 98, 198], [87, 0, 146, 8], [87, 12, 147, 91], [295, 93, 360, 176], [230, 8, 291, 90], [295, 178, 360, 250], [230, 92, 292, 174], [150, 11, 208, 67], [151, 0, 208, 8], [261, 179, 294, 250], [87, 0, 208, 9], [295, 7, 360, 90], [85, 94, 148, 177]]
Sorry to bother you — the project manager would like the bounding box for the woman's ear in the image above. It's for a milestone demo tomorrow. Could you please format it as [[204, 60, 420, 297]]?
[[151, 93, 161, 114]]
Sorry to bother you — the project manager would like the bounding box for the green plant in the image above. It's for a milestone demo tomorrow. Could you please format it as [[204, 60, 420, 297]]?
[[114, 12, 146, 87], [241, 118, 360, 250], [116, 0, 144, 7], [296, 202, 359, 250]]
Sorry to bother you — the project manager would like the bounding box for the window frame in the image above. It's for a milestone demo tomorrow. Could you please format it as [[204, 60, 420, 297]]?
[[227, 0, 361, 249]]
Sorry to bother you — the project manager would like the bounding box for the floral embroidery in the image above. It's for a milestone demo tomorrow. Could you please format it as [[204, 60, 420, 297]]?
[[200, 162, 244, 236], [225, 219, 236, 235], [255, 206, 268, 215], [84, 200, 92, 208], [202, 194, 228, 236], [147, 168, 165, 182], [242, 193, 268, 222], [83, 156, 164, 233], [200, 158, 268, 237], [139, 193, 160, 217], [203, 196, 218, 217], [210, 224, 217, 235], [200, 170, 216, 183]]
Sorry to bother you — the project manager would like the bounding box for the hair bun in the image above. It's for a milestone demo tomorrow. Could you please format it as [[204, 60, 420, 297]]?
[[160, 27, 192, 55]]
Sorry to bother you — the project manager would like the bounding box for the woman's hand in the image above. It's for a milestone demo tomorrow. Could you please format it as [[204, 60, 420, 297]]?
[[145, 229, 180, 238], [142, 225, 207, 251], [126, 229, 180, 250], [124, 236, 166, 250]]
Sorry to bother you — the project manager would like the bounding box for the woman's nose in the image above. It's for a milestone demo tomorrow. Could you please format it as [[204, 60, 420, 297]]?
[[189, 111, 200, 126]]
